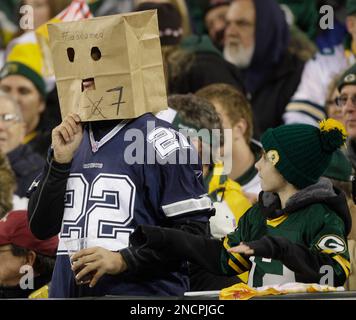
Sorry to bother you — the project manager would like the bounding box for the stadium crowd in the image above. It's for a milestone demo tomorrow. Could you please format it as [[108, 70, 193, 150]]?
[[1, 0, 356, 298]]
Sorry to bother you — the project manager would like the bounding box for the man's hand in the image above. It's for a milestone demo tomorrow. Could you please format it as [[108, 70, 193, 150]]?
[[227, 242, 254, 256], [52, 113, 83, 164], [71, 247, 128, 288]]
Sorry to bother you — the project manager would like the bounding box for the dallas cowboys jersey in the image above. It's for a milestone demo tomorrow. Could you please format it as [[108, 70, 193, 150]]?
[[38, 113, 213, 297]]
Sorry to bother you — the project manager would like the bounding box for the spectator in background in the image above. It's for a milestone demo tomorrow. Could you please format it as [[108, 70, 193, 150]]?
[[325, 73, 345, 123], [330, 66, 356, 290], [203, 0, 230, 51], [156, 93, 251, 290], [159, 94, 251, 238], [0, 141, 27, 213], [0, 151, 15, 218], [184, 0, 210, 35], [0, 91, 44, 198], [3, 1, 72, 135], [135, 1, 187, 93], [277, 0, 319, 40], [223, 0, 305, 138], [322, 150, 356, 290], [134, 0, 191, 38], [337, 64, 356, 170], [196, 83, 261, 202], [87, 0, 132, 16], [0, 1, 18, 57], [0, 210, 58, 298], [283, 0, 356, 127], [135, 1, 245, 95], [0, 44, 52, 158]]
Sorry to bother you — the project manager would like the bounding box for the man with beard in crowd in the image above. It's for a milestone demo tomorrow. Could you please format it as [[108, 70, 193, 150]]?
[[223, 0, 305, 138]]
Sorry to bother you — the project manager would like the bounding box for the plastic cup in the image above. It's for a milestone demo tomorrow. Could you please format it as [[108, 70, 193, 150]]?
[[64, 238, 94, 285]]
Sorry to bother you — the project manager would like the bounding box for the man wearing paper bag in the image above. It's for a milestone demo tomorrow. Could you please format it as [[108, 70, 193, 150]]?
[[27, 10, 214, 298]]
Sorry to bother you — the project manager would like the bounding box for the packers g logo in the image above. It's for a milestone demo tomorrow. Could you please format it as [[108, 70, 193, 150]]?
[[344, 74, 356, 83], [266, 150, 280, 166], [317, 235, 346, 253]]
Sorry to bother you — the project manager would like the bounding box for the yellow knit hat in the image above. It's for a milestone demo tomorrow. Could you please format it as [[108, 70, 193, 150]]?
[[0, 43, 46, 97]]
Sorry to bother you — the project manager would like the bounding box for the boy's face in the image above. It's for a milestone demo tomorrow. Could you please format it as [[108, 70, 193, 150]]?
[[255, 150, 287, 193]]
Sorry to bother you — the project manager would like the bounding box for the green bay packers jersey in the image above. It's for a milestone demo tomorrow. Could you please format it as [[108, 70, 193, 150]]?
[[221, 184, 351, 288]]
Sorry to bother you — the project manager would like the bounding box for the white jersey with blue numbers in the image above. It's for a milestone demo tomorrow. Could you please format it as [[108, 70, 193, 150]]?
[[283, 44, 355, 126], [50, 113, 213, 297]]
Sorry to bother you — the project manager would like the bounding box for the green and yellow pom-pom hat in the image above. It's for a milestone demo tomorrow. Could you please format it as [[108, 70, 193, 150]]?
[[0, 43, 46, 98], [261, 119, 347, 189]]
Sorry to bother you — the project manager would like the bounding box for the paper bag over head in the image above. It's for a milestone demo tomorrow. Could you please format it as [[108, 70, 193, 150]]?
[[48, 10, 167, 121]]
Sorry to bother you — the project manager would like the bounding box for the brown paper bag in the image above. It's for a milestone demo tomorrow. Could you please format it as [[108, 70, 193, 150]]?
[[48, 10, 167, 121]]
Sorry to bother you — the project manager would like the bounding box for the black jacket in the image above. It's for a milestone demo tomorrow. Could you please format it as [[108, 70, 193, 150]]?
[[26, 130, 52, 159], [250, 52, 305, 138], [170, 35, 245, 95], [7, 144, 45, 198]]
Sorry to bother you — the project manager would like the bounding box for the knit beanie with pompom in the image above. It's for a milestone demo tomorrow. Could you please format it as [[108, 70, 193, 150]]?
[[260, 119, 347, 189]]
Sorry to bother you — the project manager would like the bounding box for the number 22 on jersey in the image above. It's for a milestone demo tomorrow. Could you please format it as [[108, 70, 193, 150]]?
[[58, 173, 135, 253]]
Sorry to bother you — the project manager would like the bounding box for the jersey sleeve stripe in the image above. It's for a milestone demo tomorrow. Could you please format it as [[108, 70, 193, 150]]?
[[223, 237, 251, 270], [332, 255, 350, 278], [162, 196, 212, 217], [285, 102, 326, 120], [230, 252, 251, 270], [321, 249, 351, 269], [288, 99, 325, 111], [228, 259, 244, 274], [321, 249, 334, 254]]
